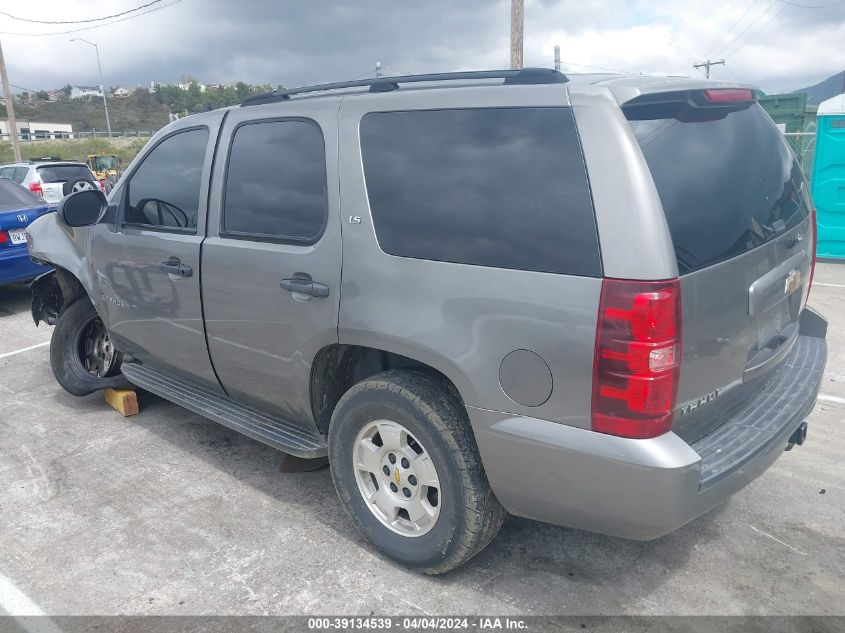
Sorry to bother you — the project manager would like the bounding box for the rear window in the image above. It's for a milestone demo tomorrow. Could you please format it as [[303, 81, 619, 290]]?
[[626, 100, 810, 274], [36, 165, 91, 183], [360, 107, 601, 277]]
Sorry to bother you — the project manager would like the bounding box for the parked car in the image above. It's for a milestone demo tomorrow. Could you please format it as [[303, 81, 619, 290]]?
[[0, 159, 103, 206], [0, 179, 53, 285], [27, 69, 827, 574]]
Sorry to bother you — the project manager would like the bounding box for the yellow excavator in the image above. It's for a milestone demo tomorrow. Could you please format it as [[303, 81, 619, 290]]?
[[86, 155, 120, 190]]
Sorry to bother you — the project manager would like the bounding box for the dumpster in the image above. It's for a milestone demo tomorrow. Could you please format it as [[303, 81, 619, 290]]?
[[812, 93, 845, 259], [759, 92, 817, 180]]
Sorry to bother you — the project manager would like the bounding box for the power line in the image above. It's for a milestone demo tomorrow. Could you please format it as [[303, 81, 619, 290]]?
[[715, 0, 780, 57], [0, 0, 182, 36], [724, 1, 788, 57], [704, 0, 762, 57], [10, 82, 38, 92], [0, 0, 166, 25]]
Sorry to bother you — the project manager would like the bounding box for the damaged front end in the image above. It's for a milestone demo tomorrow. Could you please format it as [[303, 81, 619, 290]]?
[[31, 268, 88, 327], [31, 271, 62, 326], [26, 211, 95, 328]]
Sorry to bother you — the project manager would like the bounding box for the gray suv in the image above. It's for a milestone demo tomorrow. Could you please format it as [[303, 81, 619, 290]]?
[[26, 69, 827, 574]]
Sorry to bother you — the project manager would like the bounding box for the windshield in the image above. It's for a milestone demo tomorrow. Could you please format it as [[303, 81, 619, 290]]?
[[93, 156, 118, 171], [625, 101, 810, 274]]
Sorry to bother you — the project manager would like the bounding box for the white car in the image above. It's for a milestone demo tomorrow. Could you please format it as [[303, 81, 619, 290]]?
[[0, 159, 103, 205]]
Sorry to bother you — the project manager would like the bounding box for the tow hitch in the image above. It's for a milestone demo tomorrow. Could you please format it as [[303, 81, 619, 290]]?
[[785, 421, 808, 451]]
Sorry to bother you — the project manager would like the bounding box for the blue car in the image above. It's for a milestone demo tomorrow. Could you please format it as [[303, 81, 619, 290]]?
[[0, 178, 53, 285]]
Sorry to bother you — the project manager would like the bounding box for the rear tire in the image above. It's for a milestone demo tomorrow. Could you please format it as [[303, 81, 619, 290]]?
[[328, 370, 505, 574], [50, 299, 129, 396]]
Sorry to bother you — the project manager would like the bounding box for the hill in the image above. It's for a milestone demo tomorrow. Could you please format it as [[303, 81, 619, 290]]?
[[795, 70, 845, 105], [0, 137, 149, 167], [1, 90, 170, 134]]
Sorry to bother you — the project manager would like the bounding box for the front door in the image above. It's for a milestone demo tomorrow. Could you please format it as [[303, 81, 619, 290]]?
[[201, 101, 341, 427], [91, 117, 224, 392]]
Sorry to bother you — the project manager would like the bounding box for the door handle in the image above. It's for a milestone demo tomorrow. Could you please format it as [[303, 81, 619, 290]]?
[[161, 260, 193, 277], [280, 278, 330, 298]]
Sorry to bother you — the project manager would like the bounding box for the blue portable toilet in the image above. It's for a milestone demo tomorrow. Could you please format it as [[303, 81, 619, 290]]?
[[812, 93, 845, 259]]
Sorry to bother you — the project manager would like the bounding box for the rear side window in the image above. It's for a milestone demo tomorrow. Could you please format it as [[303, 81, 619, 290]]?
[[626, 100, 810, 274], [125, 128, 209, 230], [360, 107, 601, 276], [36, 165, 91, 183], [223, 119, 327, 242], [13, 167, 29, 183]]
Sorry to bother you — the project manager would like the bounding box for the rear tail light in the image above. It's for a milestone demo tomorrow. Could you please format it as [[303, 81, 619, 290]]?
[[98, 180, 107, 191], [0, 230, 8, 245], [28, 182, 43, 197], [592, 278, 682, 439], [703, 88, 754, 103]]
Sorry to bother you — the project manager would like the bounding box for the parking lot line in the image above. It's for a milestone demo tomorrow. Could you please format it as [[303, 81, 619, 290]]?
[[0, 342, 49, 361], [813, 282, 845, 289], [818, 394, 845, 406]]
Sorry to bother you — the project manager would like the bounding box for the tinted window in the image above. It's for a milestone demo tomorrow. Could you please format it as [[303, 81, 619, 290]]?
[[223, 120, 327, 241], [125, 128, 209, 230], [626, 101, 810, 274], [0, 167, 13, 179], [36, 165, 91, 183], [360, 108, 600, 276], [0, 178, 43, 212]]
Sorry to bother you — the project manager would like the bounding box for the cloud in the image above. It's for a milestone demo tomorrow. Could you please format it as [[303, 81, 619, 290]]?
[[1, 0, 843, 93]]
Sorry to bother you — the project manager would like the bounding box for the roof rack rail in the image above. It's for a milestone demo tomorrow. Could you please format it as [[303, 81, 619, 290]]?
[[28, 156, 63, 162], [241, 68, 568, 107]]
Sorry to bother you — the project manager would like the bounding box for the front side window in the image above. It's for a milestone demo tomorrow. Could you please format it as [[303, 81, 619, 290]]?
[[125, 128, 209, 230], [360, 107, 601, 276], [223, 119, 328, 242]]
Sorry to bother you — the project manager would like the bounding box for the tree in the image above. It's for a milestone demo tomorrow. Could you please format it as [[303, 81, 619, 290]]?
[[36, 90, 49, 101], [60, 84, 72, 99], [235, 81, 251, 102]]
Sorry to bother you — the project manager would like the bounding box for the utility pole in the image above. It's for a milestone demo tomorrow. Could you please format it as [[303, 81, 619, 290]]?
[[0, 40, 21, 162], [510, 0, 523, 69], [71, 38, 112, 137], [554, 45, 561, 71], [375, 61, 382, 77], [693, 58, 725, 79]]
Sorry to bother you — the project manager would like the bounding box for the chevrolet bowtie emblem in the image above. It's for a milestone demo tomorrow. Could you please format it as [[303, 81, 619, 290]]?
[[394, 467, 401, 485]]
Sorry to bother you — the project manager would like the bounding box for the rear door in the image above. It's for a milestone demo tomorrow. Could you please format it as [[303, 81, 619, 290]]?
[[90, 117, 224, 392], [624, 92, 814, 441], [201, 101, 341, 427]]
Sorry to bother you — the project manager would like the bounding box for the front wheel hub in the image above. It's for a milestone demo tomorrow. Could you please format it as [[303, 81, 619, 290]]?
[[80, 317, 117, 378]]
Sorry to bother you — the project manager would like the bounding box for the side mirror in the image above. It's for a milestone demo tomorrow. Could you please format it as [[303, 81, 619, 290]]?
[[58, 189, 108, 227]]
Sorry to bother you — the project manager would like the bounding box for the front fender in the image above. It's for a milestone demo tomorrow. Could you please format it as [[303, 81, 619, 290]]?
[[26, 213, 94, 297], [27, 213, 95, 326]]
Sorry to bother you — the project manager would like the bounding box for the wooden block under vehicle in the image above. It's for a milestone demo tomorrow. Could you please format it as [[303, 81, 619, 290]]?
[[104, 388, 139, 417]]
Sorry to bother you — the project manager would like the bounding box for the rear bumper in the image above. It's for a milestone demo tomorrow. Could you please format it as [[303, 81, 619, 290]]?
[[470, 328, 827, 540], [0, 247, 51, 285]]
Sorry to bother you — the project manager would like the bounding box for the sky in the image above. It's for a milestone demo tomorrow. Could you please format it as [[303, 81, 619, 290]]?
[[1, 0, 844, 94]]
